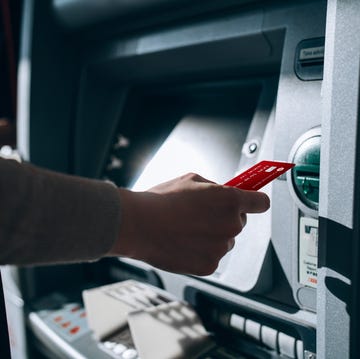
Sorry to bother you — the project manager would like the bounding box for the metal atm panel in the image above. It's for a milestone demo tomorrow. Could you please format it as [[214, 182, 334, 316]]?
[[7, 0, 360, 358]]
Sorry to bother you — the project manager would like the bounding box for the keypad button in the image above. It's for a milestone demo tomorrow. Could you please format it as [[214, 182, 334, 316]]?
[[122, 348, 138, 359], [278, 332, 296, 358], [113, 344, 127, 355], [104, 341, 116, 349], [69, 326, 80, 335]]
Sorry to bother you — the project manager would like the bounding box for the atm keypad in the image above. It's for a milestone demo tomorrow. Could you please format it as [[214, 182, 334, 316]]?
[[43, 302, 90, 342]]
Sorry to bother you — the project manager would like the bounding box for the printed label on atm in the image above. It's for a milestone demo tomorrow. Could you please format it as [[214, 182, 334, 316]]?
[[225, 160, 295, 190], [299, 217, 318, 288]]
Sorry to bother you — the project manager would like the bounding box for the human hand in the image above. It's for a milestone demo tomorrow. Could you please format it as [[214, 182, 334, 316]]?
[[109, 173, 270, 276]]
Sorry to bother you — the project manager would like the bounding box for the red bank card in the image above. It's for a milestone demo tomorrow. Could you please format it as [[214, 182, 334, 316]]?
[[225, 160, 295, 191]]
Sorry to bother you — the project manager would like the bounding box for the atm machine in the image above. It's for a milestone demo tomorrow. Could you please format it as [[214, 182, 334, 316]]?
[[2, 0, 360, 358]]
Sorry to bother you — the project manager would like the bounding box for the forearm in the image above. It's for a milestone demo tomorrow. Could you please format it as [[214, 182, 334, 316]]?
[[0, 158, 121, 265], [0, 159, 270, 274]]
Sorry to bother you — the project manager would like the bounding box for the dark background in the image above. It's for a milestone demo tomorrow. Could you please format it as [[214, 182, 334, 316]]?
[[0, 0, 22, 147]]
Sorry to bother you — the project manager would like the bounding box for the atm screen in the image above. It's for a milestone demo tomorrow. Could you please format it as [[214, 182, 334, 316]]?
[[101, 81, 263, 190]]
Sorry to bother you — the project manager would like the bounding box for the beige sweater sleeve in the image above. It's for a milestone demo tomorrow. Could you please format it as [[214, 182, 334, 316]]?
[[0, 158, 121, 265]]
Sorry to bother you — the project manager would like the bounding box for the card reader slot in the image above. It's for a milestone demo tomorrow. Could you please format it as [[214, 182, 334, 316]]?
[[295, 170, 319, 178], [300, 59, 324, 67], [295, 173, 319, 187]]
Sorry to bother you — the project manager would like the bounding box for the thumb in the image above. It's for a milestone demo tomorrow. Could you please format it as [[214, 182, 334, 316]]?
[[231, 188, 270, 213]]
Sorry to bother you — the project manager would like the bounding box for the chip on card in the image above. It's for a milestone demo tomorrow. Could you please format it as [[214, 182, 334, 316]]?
[[225, 160, 295, 191]]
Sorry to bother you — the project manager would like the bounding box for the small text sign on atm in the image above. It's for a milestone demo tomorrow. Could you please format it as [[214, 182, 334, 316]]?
[[299, 217, 318, 288], [299, 46, 325, 61]]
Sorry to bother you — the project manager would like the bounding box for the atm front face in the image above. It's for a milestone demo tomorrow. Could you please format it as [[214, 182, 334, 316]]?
[[5, 0, 359, 358]]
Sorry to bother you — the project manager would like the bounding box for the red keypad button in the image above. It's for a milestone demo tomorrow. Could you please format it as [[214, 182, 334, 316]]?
[[69, 326, 80, 335]]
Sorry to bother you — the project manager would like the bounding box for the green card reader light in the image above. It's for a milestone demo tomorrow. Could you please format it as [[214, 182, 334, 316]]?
[[291, 130, 321, 211]]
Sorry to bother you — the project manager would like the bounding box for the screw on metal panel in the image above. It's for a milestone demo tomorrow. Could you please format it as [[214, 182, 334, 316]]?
[[113, 134, 130, 149], [242, 140, 259, 157], [248, 142, 258, 154], [304, 350, 316, 359]]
